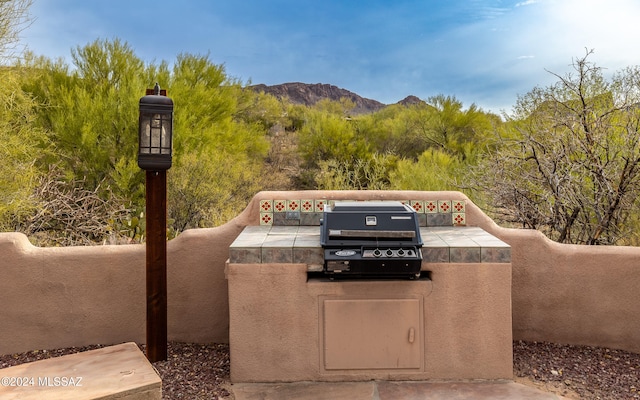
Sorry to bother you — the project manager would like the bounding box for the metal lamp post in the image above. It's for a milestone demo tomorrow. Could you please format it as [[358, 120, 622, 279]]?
[[138, 83, 173, 362]]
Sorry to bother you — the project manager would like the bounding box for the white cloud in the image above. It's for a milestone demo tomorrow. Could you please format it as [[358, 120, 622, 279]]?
[[515, 0, 538, 7], [513, 0, 640, 62], [459, 0, 640, 99]]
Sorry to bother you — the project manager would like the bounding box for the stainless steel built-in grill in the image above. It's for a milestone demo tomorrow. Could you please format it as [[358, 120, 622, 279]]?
[[320, 201, 423, 279]]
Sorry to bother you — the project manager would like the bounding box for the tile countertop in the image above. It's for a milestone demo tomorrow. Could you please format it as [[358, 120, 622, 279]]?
[[229, 226, 511, 270]]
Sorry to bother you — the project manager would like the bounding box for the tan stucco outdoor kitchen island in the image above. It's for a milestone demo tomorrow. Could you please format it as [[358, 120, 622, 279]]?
[[226, 213, 513, 383]]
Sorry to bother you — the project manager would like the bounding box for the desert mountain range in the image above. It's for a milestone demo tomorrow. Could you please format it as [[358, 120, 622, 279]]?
[[250, 82, 424, 114]]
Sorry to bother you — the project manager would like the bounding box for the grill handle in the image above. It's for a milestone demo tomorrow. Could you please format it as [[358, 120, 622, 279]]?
[[328, 229, 416, 239]]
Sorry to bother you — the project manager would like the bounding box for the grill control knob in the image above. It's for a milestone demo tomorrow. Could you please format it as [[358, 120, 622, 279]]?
[[386, 249, 394, 257], [372, 249, 382, 257], [397, 249, 405, 257]]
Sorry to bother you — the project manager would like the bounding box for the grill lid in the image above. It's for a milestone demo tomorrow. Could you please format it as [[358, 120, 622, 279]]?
[[321, 201, 423, 247]]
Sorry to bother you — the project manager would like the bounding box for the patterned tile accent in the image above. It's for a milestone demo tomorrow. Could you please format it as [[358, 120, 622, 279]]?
[[300, 199, 314, 212], [260, 200, 273, 212], [273, 200, 287, 212], [438, 200, 452, 213], [452, 200, 465, 213], [410, 200, 424, 213], [258, 198, 466, 226], [424, 201, 438, 213], [260, 212, 273, 226], [453, 213, 466, 226], [287, 200, 300, 212], [314, 199, 327, 212]]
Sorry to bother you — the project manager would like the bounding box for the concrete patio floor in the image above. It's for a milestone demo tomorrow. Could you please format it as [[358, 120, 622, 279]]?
[[231, 380, 570, 400]]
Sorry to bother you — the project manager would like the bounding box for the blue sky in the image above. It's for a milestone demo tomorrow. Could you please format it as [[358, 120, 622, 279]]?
[[19, 0, 640, 114]]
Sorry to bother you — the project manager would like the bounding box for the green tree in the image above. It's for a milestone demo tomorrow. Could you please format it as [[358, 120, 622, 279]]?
[[0, 0, 42, 230], [345, 96, 498, 198], [398, 95, 497, 162], [15, 44, 144, 243], [315, 153, 396, 190], [235, 92, 304, 190], [296, 100, 371, 187], [390, 148, 463, 191], [0, 67, 47, 231], [355, 104, 426, 159], [20, 40, 146, 202], [298, 99, 370, 165], [166, 53, 269, 231], [16, 42, 270, 241]]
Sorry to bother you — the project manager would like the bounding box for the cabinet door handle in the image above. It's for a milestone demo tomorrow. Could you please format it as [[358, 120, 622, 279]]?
[[408, 327, 415, 343]]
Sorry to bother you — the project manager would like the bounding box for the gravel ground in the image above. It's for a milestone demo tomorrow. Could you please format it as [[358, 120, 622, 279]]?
[[1, 340, 639, 399], [513, 340, 640, 399]]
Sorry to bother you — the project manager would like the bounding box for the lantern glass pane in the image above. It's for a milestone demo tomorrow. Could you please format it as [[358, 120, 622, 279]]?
[[139, 112, 172, 155]]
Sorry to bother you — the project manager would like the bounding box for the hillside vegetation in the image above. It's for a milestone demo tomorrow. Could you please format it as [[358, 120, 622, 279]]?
[[2, 38, 640, 246]]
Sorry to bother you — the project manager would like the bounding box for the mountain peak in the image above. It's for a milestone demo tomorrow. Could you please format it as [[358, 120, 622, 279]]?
[[397, 95, 426, 106], [250, 82, 389, 114]]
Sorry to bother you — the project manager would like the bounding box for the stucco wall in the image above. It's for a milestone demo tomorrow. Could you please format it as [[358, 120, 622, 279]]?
[[494, 228, 640, 353], [1, 190, 639, 355], [463, 199, 640, 354], [227, 261, 513, 382], [0, 215, 249, 355]]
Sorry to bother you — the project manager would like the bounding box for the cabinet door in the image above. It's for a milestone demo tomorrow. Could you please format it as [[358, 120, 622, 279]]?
[[323, 298, 423, 370]]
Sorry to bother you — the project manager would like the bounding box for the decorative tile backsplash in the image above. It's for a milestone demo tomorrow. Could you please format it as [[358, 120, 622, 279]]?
[[258, 198, 466, 227]]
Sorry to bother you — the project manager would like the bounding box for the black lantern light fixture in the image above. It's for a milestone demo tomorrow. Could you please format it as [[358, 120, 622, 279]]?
[[138, 83, 173, 171]]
